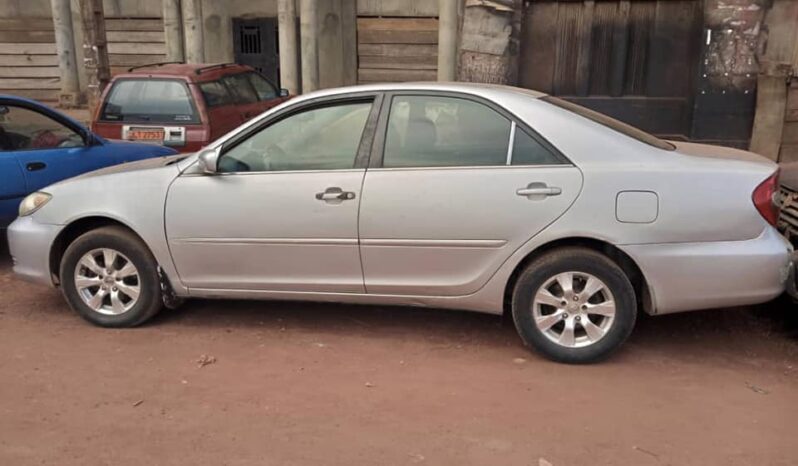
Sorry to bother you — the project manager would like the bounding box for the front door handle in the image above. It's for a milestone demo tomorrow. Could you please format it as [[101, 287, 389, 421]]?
[[315, 187, 356, 203], [26, 161, 46, 171], [516, 182, 562, 200]]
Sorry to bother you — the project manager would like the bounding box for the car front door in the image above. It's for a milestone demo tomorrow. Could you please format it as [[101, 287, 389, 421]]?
[[0, 101, 112, 193], [165, 94, 382, 292], [198, 80, 245, 141], [359, 93, 583, 296]]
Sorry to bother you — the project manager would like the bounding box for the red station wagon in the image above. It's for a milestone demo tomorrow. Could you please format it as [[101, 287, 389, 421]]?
[[91, 63, 290, 152]]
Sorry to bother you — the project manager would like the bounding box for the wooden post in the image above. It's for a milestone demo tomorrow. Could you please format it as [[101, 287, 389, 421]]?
[[750, 0, 798, 160], [300, 0, 319, 93], [79, 0, 110, 115], [51, 0, 81, 106], [278, 0, 299, 94], [438, 0, 459, 81], [458, 0, 522, 85], [182, 0, 205, 63], [162, 0, 185, 63]]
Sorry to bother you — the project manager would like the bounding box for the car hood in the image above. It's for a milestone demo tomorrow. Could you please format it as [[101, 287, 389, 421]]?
[[70, 153, 188, 181]]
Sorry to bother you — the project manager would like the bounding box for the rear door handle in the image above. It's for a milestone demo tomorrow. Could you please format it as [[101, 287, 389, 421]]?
[[26, 161, 46, 171], [315, 187, 356, 203], [516, 183, 562, 199]]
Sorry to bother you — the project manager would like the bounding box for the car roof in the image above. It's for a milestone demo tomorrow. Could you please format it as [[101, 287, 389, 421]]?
[[293, 81, 547, 103], [111, 63, 254, 83]]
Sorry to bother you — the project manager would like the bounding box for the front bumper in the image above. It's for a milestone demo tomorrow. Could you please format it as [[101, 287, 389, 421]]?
[[7, 216, 62, 286]]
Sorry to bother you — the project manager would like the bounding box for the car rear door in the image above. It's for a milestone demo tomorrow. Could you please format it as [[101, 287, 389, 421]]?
[[165, 93, 382, 293], [358, 92, 583, 296], [198, 79, 245, 142], [221, 73, 264, 123]]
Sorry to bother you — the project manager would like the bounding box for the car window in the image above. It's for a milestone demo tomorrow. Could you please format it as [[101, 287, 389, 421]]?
[[247, 72, 277, 101], [511, 128, 563, 165], [101, 79, 198, 123], [541, 96, 675, 151], [0, 105, 83, 151], [222, 74, 259, 104], [200, 81, 234, 107], [219, 101, 372, 173], [383, 95, 511, 168]]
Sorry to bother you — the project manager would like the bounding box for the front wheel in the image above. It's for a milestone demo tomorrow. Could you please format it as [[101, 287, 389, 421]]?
[[59, 226, 163, 327], [511, 247, 637, 364]]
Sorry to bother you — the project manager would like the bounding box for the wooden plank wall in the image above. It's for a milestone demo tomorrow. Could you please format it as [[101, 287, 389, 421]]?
[[357, 17, 438, 84], [0, 18, 60, 102], [106, 18, 166, 74]]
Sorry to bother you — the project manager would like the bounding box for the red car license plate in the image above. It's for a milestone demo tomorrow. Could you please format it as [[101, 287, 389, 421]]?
[[127, 128, 165, 141]]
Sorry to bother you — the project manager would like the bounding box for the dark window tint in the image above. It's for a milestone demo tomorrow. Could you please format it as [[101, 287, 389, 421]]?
[[200, 81, 233, 107], [222, 73, 259, 104], [247, 72, 277, 100], [219, 101, 372, 172], [541, 96, 675, 151], [0, 105, 83, 151], [511, 128, 562, 165], [383, 96, 511, 168], [101, 79, 198, 123]]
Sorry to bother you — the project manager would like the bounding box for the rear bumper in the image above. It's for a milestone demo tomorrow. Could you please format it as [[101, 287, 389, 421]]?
[[7, 216, 61, 286], [621, 227, 793, 314]]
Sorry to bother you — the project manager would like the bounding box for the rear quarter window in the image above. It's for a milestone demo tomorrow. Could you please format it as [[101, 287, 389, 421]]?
[[100, 79, 199, 124]]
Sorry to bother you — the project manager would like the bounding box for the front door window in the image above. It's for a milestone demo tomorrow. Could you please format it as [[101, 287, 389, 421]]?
[[0, 105, 84, 151], [218, 101, 373, 172]]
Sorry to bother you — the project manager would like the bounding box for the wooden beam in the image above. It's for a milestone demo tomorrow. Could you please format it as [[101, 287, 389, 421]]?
[[79, 0, 111, 114], [750, 0, 798, 159]]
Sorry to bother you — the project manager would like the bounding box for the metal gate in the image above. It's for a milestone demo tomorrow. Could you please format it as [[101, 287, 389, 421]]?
[[233, 18, 279, 86], [520, 0, 703, 139]]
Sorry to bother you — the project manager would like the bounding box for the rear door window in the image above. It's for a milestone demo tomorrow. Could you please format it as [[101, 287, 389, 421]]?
[[101, 79, 198, 123], [199, 81, 234, 107], [383, 95, 511, 168]]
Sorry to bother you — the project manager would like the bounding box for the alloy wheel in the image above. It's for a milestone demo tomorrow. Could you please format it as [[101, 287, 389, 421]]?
[[74, 248, 140, 315]]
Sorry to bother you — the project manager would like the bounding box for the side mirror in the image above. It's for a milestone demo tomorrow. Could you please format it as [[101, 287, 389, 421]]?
[[197, 146, 221, 174], [279, 88, 289, 97]]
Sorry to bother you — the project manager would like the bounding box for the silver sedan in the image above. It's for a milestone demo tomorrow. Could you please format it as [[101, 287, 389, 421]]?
[[7, 83, 794, 363]]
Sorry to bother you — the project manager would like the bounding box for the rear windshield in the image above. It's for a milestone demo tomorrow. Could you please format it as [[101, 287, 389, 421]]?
[[100, 79, 199, 124], [541, 96, 675, 151]]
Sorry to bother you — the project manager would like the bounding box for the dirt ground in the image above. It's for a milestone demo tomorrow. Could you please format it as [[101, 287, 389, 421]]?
[[1, 241, 797, 466]]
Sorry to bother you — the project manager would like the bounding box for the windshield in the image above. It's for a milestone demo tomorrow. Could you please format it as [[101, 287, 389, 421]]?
[[100, 79, 199, 124], [541, 96, 675, 151]]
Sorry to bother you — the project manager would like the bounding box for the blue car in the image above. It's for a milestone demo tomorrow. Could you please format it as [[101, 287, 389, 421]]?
[[0, 95, 178, 226]]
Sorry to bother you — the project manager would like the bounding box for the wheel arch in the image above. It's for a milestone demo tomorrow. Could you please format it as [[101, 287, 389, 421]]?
[[502, 236, 655, 317], [48, 216, 149, 285]]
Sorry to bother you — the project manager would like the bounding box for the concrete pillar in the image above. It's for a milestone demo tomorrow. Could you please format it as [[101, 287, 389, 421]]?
[[162, 0, 184, 62], [300, 0, 319, 93], [438, 0, 458, 81], [51, 0, 81, 106], [202, 0, 234, 63], [182, 0, 204, 63], [277, 0, 299, 94]]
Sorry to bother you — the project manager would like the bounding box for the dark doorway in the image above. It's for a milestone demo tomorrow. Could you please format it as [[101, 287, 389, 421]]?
[[233, 17, 279, 86]]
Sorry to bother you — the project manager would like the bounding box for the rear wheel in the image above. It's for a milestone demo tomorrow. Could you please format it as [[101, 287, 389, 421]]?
[[511, 247, 637, 363], [60, 226, 163, 327]]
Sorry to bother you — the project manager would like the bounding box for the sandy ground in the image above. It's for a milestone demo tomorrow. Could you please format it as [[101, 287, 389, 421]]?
[[1, 240, 797, 466]]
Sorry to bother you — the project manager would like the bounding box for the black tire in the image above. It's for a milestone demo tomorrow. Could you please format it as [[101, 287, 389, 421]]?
[[60, 226, 163, 327], [511, 247, 637, 364]]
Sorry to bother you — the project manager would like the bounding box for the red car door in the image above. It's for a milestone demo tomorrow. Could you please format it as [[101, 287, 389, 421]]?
[[197, 80, 243, 142], [221, 73, 263, 123], [245, 72, 290, 114]]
